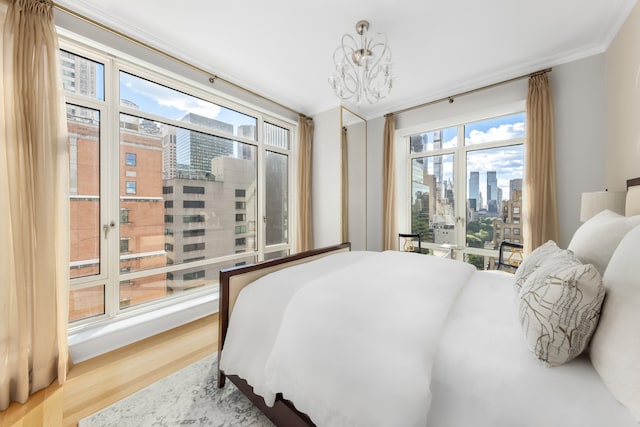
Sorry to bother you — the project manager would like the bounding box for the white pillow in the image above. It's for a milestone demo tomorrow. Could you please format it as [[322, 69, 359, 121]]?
[[568, 209, 640, 276], [513, 240, 563, 292], [590, 224, 640, 421], [519, 254, 604, 367]]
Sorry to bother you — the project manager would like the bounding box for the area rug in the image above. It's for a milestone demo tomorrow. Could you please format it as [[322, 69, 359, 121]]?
[[78, 353, 273, 426]]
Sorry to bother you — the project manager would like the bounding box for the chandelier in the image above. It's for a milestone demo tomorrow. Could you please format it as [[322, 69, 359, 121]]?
[[328, 20, 393, 104]]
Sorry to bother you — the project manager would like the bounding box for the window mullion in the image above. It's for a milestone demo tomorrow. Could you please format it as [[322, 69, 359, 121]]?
[[105, 57, 120, 318], [257, 118, 266, 261]]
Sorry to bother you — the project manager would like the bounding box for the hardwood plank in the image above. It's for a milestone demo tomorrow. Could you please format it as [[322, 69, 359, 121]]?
[[0, 314, 218, 427]]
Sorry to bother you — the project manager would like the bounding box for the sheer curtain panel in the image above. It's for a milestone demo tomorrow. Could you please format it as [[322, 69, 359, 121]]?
[[524, 72, 559, 254], [296, 115, 314, 252], [1, 0, 70, 410], [383, 114, 398, 250]]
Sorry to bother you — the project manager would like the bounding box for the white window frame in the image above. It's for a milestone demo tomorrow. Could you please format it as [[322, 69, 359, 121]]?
[[59, 31, 297, 361], [395, 101, 526, 261]]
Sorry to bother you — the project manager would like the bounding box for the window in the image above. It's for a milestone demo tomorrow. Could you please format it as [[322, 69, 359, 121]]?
[[235, 225, 246, 234], [183, 215, 205, 223], [183, 270, 205, 281], [120, 208, 130, 223], [183, 186, 204, 194], [125, 181, 137, 194], [183, 200, 205, 208], [183, 229, 205, 238], [406, 112, 525, 270], [184, 243, 205, 252], [235, 238, 246, 246], [125, 152, 137, 166], [184, 256, 205, 263], [63, 39, 294, 326]]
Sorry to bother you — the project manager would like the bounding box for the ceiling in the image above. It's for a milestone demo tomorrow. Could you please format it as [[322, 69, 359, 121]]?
[[55, 0, 637, 120]]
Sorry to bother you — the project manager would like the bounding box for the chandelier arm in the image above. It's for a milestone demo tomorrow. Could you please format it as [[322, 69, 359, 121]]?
[[329, 20, 393, 104]]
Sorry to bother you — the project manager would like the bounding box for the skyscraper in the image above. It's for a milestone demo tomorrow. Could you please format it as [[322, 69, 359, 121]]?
[[175, 113, 234, 176], [469, 171, 479, 210], [487, 171, 498, 213]]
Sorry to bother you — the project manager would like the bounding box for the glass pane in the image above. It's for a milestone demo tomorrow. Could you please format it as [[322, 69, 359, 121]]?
[[119, 71, 257, 140], [119, 113, 258, 279], [265, 122, 290, 149], [68, 104, 101, 279], [411, 154, 456, 245], [69, 285, 105, 322], [264, 250, 290, 261], [465, 144, 524, 251], [60, 50, 105, 100], [265, 151, 288, 246], [119, 256, 256, 309], [410, 127, 457, 153], [464, 112, 525, 146]]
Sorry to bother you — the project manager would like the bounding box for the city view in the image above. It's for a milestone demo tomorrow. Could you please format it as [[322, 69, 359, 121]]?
[[63, 50, 291, 321], [409, 114, 525, 269]]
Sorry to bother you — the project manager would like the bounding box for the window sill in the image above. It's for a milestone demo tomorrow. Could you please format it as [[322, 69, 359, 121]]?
[[68, 290, 219, 364]]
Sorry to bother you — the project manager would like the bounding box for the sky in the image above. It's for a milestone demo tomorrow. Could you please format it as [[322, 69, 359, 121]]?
[[119, 71, 257, 131], [413, 113, 525, 205]]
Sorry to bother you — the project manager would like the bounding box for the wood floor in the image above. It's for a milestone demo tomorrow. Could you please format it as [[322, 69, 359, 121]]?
[[0, 314, 218, 427]]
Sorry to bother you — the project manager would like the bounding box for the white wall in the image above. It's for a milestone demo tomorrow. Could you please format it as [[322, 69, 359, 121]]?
[[312, 107, 342, 248], [366, 55, 607, 250], [606, 0, 640, 189], [552, 54, 606, 246]]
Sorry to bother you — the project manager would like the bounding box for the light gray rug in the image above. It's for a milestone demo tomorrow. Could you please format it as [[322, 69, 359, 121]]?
[[79, 353, 274, 427]]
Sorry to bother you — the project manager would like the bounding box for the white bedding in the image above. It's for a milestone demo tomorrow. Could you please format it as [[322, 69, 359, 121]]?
[[427, 270, 637, 427], [220, 250, 637, 427]]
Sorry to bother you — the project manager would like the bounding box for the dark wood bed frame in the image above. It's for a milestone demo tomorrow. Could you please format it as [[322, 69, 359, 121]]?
[[217, 242, 351, 427], [216, 178, 640, 427]]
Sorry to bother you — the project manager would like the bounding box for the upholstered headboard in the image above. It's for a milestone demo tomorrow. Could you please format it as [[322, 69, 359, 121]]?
[[626, 178, 640, 216]]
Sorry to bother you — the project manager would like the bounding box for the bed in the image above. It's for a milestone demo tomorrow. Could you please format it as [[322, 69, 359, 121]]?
[[217, 178, 640, 427]]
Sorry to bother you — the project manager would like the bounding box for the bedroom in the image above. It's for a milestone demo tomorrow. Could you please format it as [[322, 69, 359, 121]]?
[[2, 0, 640, 425]]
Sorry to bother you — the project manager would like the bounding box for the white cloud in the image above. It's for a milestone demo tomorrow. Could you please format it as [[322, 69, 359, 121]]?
[[121, 73, 221, 120], [465, 123, 524, 145]]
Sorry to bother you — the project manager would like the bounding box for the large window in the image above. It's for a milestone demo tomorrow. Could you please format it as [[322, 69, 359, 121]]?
[[407, 112, 525, 269], [62, 41, 295, 325]]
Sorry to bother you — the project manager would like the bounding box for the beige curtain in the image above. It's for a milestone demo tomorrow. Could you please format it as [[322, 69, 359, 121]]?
[[382, 113, 398, 250], [341, 126, 348, 243], [1, 0, 70, 410], [524, 72, 559, 254], [296, 115, 314, 252]]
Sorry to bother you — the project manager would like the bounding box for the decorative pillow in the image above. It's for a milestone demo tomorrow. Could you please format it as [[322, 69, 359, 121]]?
[[518, 255, 604, 367], [590, 224, 640, 421], [513, 240, 563, 291], [568, 209, 640, 276]]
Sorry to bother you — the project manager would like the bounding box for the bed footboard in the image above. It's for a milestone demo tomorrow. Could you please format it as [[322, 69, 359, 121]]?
[[217, 242, 351, 388]]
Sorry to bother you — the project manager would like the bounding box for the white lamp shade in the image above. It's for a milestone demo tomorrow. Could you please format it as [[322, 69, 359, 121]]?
[[580, 191, 626, 222]]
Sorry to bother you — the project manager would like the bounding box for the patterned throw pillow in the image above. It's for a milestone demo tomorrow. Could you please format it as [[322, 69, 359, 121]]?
[[518, 256, 604, 367], [513, 240, 563, 291]]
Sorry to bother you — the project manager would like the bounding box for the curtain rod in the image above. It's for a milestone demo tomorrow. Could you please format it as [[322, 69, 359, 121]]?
[[390, 67, 552, 117], [52, 2, 302, 117]]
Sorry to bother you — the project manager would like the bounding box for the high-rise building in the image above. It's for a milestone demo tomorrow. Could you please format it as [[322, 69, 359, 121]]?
[[469, 171, 479, 210], [176, 113, 234, 175], [487, 171, 498, 213]]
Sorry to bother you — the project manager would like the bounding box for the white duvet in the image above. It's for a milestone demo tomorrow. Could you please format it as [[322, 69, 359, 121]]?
[[220, 250, 475, 427], [219, 250, 637, 427]]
